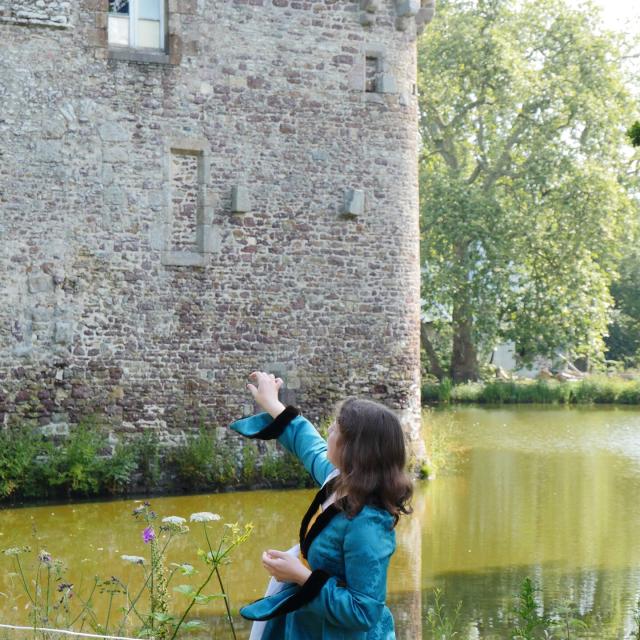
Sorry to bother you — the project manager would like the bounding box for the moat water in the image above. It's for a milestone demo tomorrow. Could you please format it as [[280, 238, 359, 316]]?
[[1, 406, 640, 639]]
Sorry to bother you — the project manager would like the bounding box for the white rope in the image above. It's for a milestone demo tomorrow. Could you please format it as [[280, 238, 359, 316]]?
[[0, 623, 147, 640]]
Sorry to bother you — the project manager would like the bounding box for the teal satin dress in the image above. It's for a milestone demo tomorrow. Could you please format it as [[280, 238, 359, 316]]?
[[230, 407, 397, 640]]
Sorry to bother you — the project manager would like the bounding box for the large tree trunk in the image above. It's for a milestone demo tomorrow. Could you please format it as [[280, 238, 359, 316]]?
[[420, 322, 446, 380], [450, 298, 480, 382]]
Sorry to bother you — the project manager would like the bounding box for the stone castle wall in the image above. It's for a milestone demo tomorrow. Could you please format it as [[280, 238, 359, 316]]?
[[0, 0, 433, 453]]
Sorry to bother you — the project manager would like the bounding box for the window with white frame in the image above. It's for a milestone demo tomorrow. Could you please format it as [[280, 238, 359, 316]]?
[[108, 0, 165, 50]]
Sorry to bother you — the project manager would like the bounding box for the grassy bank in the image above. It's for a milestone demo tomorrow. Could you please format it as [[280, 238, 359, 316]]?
[[0, 417, 313, 504], [425, 577, 640, 639], [422, 375, 640, 405]]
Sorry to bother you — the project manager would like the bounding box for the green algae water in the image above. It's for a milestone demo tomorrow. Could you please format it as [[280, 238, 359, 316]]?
[[1, 406, 640, 639], [419, 406, 640, 639]]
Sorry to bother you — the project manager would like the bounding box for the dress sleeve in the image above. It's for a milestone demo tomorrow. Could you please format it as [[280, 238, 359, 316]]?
[[299, 509, 395, 631], [229, 407, 336, 486]]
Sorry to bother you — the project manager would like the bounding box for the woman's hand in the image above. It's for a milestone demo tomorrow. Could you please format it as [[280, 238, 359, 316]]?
[[247, 371, 286, 418], [262, 549, 312, 585]]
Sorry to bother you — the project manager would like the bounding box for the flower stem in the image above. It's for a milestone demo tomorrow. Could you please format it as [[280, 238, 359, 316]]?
[[116, 567, 154, 635], [33, 563, 41, 629], [72, 589, 101, 630], [45, 566, 51, 624], [14, 556, 35, 605], [202, 526, 237, 640], [68, 578, 99, 628], [215, 566, 237, 640], [168, 565, 217, 640], [117, 534, 174, 637], [105, 591, 114, 633]]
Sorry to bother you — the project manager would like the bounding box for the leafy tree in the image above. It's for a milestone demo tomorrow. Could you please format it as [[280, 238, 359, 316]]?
[[418, 0, 640, 381], [630, 121, 640, 147], [606, 248, 640, 367]]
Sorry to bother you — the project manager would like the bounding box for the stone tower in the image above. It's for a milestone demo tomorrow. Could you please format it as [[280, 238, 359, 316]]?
[[0, 0, 434, 453]]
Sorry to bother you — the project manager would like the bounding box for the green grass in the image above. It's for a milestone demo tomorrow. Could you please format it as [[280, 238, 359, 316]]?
[[422, 375, 640, 405]]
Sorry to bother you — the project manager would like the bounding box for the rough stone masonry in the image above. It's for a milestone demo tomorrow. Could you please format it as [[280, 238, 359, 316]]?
[[0, 0, 434, 457]]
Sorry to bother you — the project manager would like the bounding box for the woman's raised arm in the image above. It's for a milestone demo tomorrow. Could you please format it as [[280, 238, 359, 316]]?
[[229, 371, 336, 486]]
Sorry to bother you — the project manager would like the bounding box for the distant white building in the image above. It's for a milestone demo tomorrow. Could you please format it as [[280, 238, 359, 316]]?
[[491, 341, 555, 378]]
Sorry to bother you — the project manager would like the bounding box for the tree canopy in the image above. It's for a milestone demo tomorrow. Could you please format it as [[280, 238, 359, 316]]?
[[629, 121, 640, 147], [418, 0, 640, 381]]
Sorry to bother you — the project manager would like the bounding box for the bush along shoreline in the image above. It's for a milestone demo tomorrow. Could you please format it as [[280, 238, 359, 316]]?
[[0, 416, 314, 504], [422, 375, 640, 406]]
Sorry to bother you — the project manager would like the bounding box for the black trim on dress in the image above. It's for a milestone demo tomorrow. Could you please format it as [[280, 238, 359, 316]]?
[[247, 405, 300, 440]]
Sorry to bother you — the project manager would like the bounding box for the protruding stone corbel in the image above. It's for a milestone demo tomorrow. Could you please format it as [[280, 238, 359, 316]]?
[[359, 0, 380, 26], [396, 0, 420, 17], [341, 189, 365, 218], [395, 0, 420, 31], [231, 185, 251, 213], [394, 0, 436, 32], [416, 0, 436, 34], [361, 0, 381, 12]]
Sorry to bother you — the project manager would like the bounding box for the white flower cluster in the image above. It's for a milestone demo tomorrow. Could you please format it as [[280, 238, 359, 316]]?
[[162, 516, 187, 525], [189, 512, 221, 523], [3, 546, 31, 556], [121, 554, 145, 565]]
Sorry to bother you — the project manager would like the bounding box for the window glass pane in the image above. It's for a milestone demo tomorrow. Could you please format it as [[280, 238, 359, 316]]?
[[108, 0, 129, 15], [138, 0, 161, 20], [137, 19, 161, 49], [108, 15, 130, 46]]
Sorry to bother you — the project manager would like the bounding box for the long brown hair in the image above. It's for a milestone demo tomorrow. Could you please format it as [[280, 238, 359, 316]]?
[[331, 397, 413, 526]]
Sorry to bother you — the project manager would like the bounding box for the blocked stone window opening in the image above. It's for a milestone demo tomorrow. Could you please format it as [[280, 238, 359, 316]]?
[[365, 56, 380, 93], [108, 0, 165, 50], [170, 150, 201, 251], [161, 140, 214, 267]]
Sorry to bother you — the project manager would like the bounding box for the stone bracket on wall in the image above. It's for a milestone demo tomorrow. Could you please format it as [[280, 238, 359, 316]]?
[[160, 138, 218, 268], [231, 185, 251, 213], [359, 0, 435, 33], [415, 0, 436, 33], [341, 189, 365, 219]]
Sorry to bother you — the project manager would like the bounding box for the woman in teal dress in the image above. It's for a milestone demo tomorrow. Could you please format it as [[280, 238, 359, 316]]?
[[230, 371, 413, 640]]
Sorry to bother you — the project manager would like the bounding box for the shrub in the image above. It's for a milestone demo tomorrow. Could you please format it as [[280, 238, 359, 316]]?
[[438, 377, 453, 403], [0, 424, 44, 499], [44, 417, 108, 496], [422, 382, 441, 403], [425, 588, 462, 639], [260, 445, 311, 488], [478, 381, 515, 403], [101, 441, 138, 494], [169, 427, 236, 491], [240, 443, 259, 485], [618, 384, 640, 404], [131, 429, 162, 491], [421, 376, 640, 406], [1, 414, 319, 502], [169, 427, 220, 491], [511, 577, 548, 639], [451, 382, 484, 402]]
